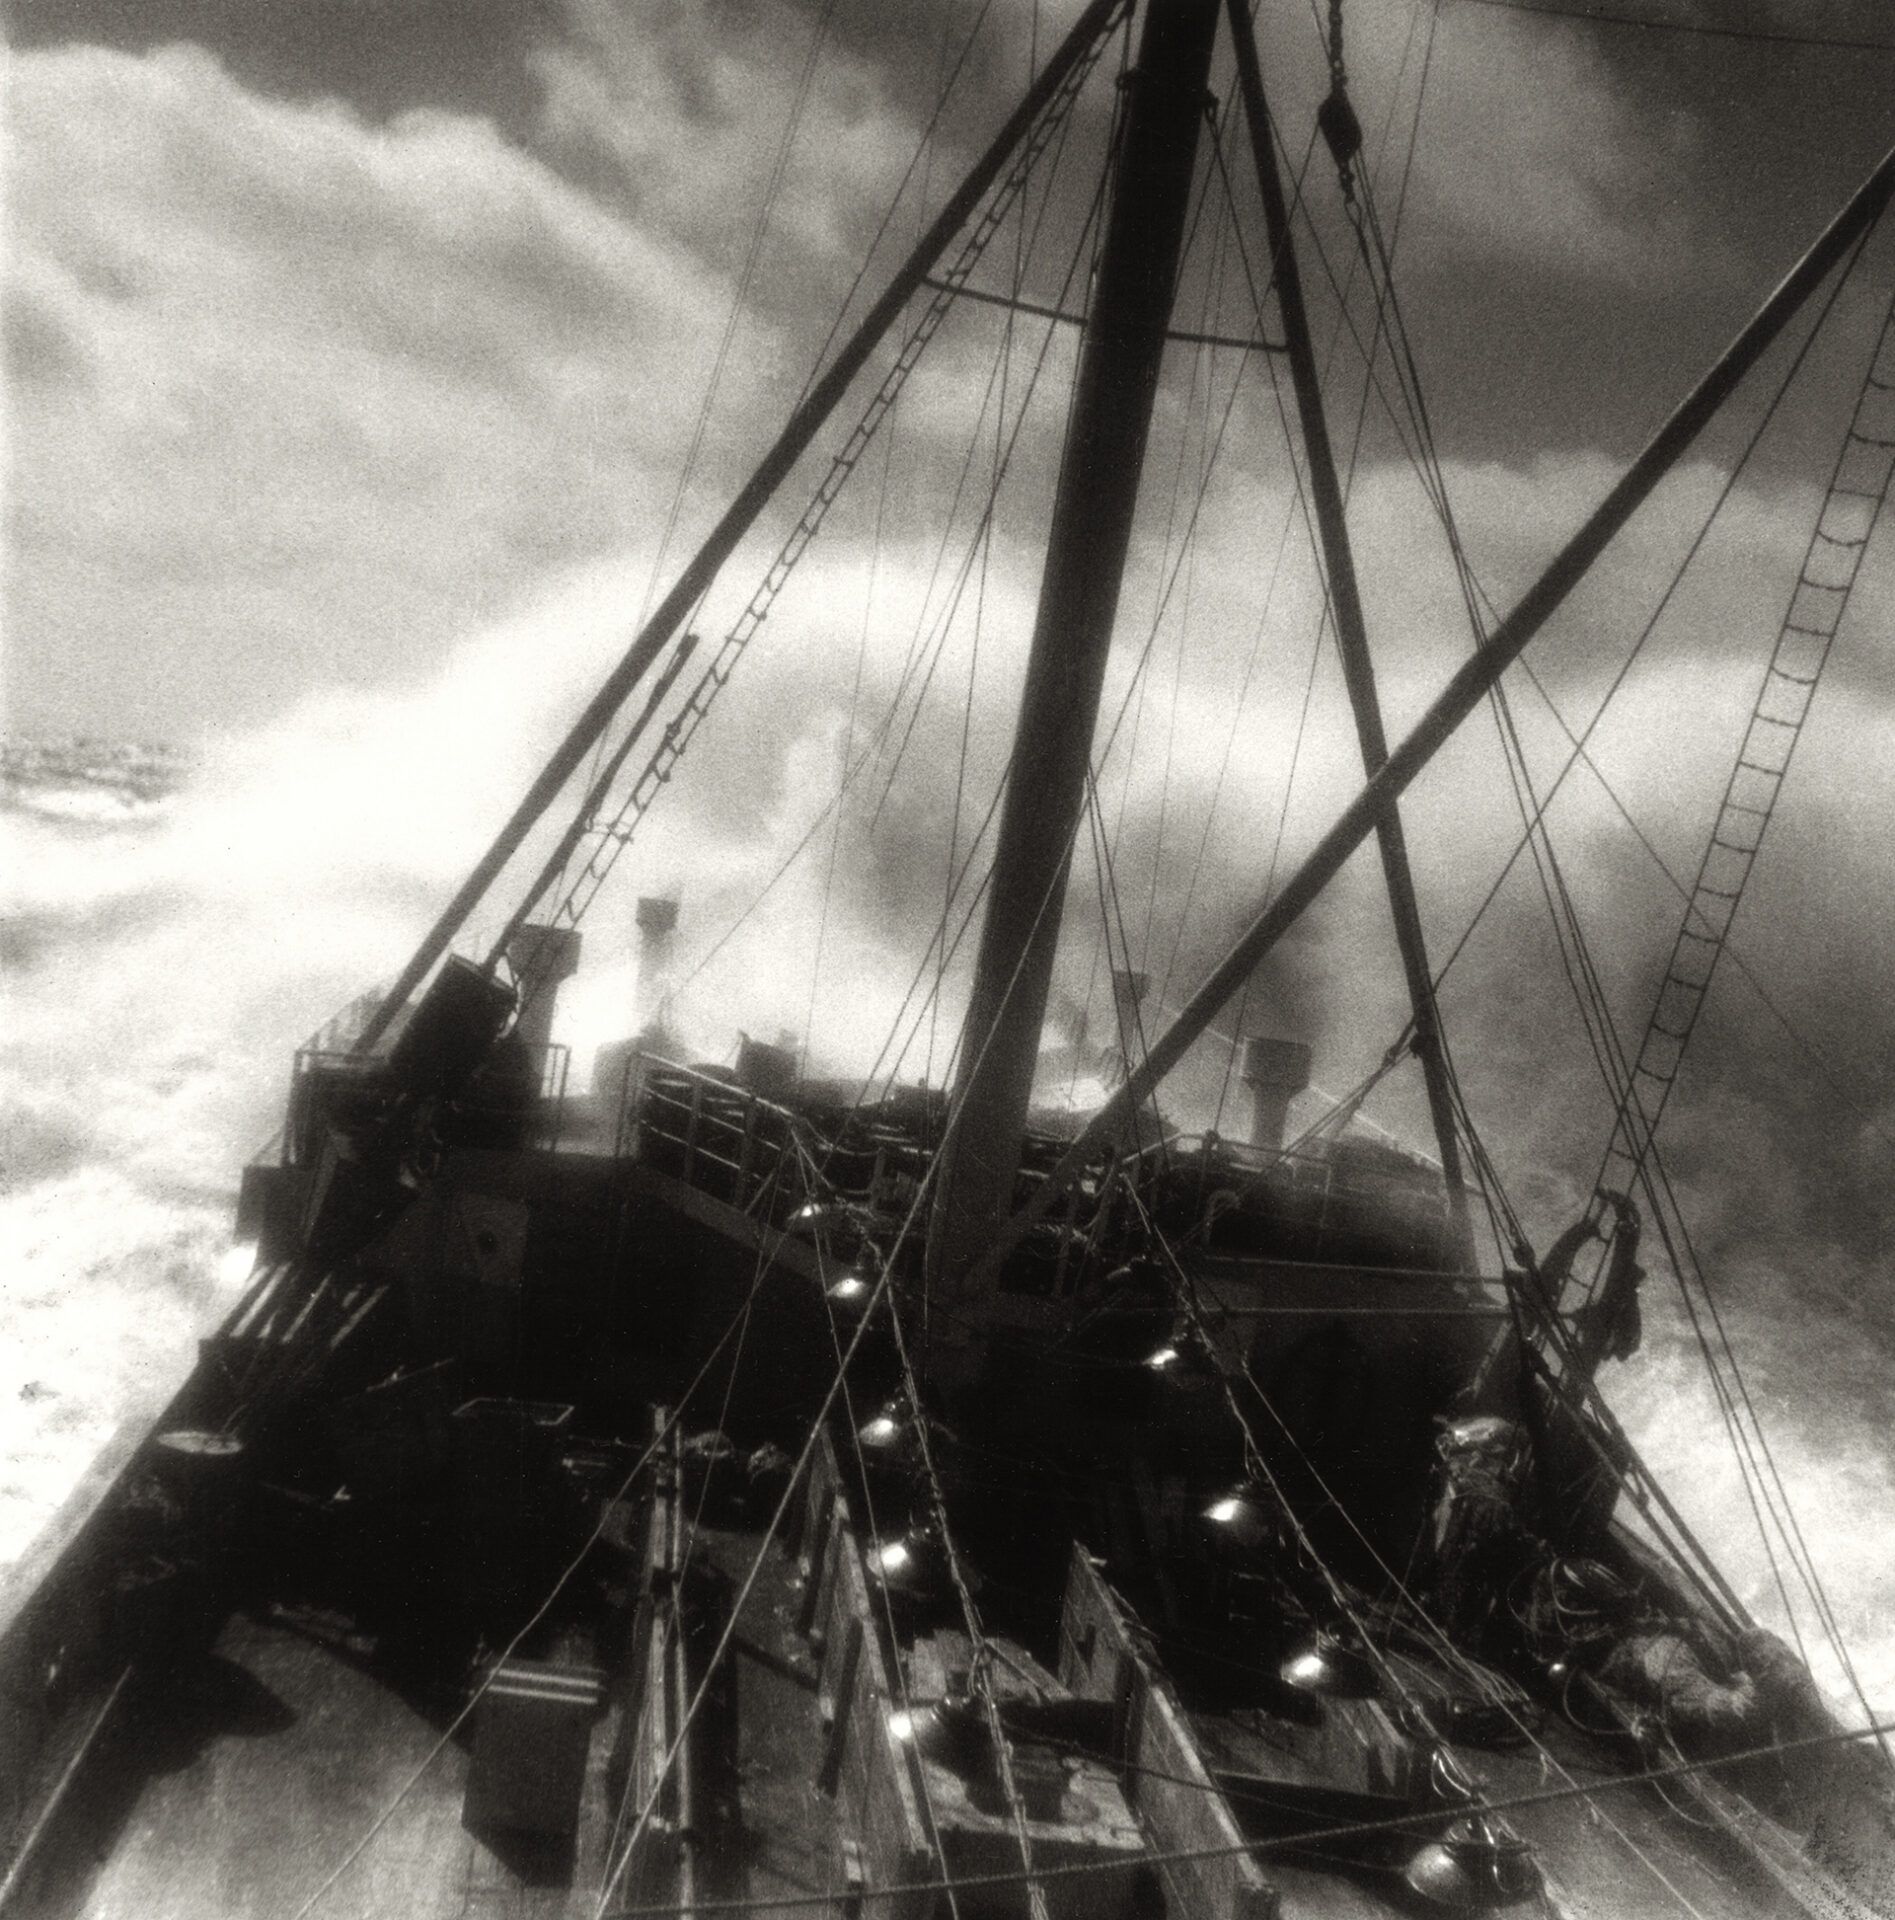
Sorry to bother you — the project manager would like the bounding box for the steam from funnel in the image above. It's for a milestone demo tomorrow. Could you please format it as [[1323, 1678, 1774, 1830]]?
[[634, 895, 680, 1034], [590, 896, 679, 1105], [1241, 1034, 1312, 1152]]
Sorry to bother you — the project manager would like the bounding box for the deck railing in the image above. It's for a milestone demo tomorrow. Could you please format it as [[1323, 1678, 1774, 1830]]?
[[285, 1040, 571, 1164], [1120, 1130, 1458, 1270], [617, 1058, 818, 1223], [614, 1061, 1455, 1273]]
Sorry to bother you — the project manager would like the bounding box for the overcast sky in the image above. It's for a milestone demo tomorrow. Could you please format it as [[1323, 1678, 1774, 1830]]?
[[7, 0, 1893, 744]]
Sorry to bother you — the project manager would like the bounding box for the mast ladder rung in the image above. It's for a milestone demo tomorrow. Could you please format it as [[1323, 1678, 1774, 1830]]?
[[1709, 829, 1762, 857], [1755, 681, 1814, 716], [1796, 565, 1855, 596], [1660, 967, 1708, 999], [1709, 810, 1764, 844], [1821, 480, 1880, 515], [1776, 632, 1832, 667]]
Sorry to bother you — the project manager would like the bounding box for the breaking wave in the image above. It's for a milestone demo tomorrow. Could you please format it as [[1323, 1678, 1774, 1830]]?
[[3, 716, 1890, 1737]]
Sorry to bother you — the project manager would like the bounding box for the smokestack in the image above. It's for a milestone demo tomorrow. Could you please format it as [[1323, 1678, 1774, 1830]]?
[[1241, 1035, 1311, 1152], [502, 923, 582, 1055], [636, 896, 679, 939], [635, 896, 679, 1032]]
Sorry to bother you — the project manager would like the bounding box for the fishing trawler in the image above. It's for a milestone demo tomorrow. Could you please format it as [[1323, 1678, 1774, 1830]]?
[[4, 1, 1894, 1914]]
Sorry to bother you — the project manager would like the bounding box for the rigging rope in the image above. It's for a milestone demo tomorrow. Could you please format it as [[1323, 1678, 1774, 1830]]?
[[873, 1237, 1057, 1920], [1186, 9, 1435, 1129], [597, 1713, 1895, 1917], [1122, 1185, 1719, 1916], [1591, 290, 1895, 1222], [577, 0, 846, 831], [289, 1253, 788, 1918], [791, 0, 1005, 416], [802, 413, 890, 1079], [557, 43, 1106, 905], [863, 106, 1109, 838], [632, 0, 841, 628], [595, 1155, 802, 1879], [591, 1253, 913, 1918], [659, 126, 1115, 1033], [592, 801, 1130, 1914], [1313, 57, 1891, 1729], [930, 89, 1031, 1090], [808, 1234, 969, 1920], [1418, 216, 1879, 1034], [499, 11, 1125, 1055], [865, 53, 1119, 848]]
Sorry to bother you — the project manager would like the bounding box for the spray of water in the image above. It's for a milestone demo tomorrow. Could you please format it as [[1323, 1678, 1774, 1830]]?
[[5, 436, 1891, 1739]]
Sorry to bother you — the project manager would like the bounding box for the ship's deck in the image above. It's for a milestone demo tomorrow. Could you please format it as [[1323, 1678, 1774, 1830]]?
[[1193, 1699, 1812, 1920], [7, 1068, 1882, 1920], [29, 1513, 854, 1920], [53, 1606, 607, 1920]]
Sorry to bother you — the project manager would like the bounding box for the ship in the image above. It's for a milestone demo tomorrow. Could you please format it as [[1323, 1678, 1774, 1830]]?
[[4, 2, 1894, 1915]]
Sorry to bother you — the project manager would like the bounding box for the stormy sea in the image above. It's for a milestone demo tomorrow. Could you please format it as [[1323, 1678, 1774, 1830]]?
[[5, 729, 1892, 1736]]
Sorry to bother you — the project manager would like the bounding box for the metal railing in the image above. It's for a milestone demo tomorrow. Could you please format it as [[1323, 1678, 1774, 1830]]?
[[1124, 1130, 1458, 1271], [617, 1057, 815, 1222], [614, 1061, 1454, 1277], [286, 1040, 571, 1164]]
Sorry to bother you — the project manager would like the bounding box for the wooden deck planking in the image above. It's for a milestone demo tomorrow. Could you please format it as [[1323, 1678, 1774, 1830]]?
[[1473, 1729, 1823, 1920], [67, 1608, 625, 1920], [694, 1521, 843, 1912], [1058, 1550, 1278, 1919]]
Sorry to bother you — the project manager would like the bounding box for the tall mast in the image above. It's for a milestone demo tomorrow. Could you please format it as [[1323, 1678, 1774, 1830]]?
[[983, 136, 1895, 1270], [1226, 2, 1472, 1254], [928, 0, 1222, 1301]]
